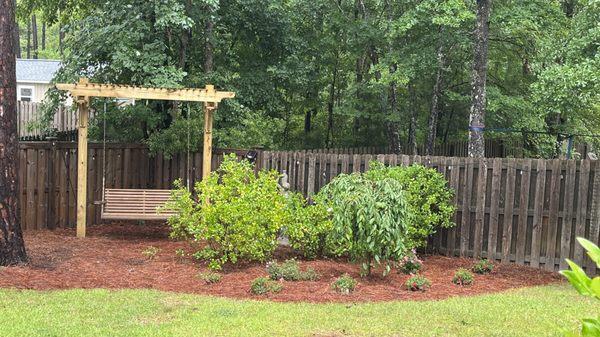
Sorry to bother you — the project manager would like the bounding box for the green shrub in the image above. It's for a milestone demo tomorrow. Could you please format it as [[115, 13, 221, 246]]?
[[284, 193, 335, 259], [166, 154, 288, 271], [366, 162, 455, 249], [452, 268, 474, 286], [398, 249, 423, 274], [142, 246, 160, 260], [331, 274, 357, 294], [316, 173, 413, 276], [405, 274, 431, 291], [266, 259, 319, 281], [250, 277, 283, 295], [560, 237, 600, 336], [198, 271, 222, 284], [472, 259, 494, 274]]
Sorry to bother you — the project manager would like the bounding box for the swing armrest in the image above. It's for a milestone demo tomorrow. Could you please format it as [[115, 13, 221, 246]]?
[[94, 200, 106, 205]]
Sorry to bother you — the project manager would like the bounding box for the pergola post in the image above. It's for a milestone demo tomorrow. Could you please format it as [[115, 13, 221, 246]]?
[[202, 85, 216, 180], [76, 94, 90, 238]]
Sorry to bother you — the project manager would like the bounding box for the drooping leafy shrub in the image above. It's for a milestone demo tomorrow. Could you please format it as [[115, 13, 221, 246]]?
[[250, 277, 283, 295], [560, 238, 600, 336], [405, 274, 431, 291], [398, 249, 423, 274], [331, 274, 358, 294], [472, 259, 494, 274], [316, 173, 413, 276], [284, 193, 335, 259], [452, 268, 474, 286], [366, 162, 455, 249], [266, 259, 319, 281], [166, 154, 288, 271]]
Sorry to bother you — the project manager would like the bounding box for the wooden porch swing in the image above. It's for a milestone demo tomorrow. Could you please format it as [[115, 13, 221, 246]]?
[[56, 78, 235, 237]]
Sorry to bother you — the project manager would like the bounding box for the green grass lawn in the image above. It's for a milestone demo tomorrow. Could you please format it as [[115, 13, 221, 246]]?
[[0, 284, 596, 337]]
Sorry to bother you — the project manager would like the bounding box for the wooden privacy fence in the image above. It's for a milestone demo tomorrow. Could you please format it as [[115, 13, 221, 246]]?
[[259, 151, 600, 274], [18, 142, 246, 232], [18, 142, 600, 273], [18, 101, 77, 140]]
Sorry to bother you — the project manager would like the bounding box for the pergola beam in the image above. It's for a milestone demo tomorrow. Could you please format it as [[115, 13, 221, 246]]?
[[55, 81, 235, 103]]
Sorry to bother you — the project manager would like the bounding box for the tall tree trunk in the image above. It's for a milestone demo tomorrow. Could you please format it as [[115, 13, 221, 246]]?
[[26, 19, 30, 59], [203, 5, 214, 74], [426, 40, 446, 156], [0, 0, 28, 265], [41, 22, 45, 50], [387, 65, 401, 154], [407, 82, 418, 155], [12, 0, 20, 58], [31, 15, 38, 59], [326, 53, 339, 147], [468, 0, 492, 158], [59, 24, 64, 57]]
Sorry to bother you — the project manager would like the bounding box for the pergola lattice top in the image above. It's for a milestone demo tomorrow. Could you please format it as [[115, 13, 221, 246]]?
[[56, 78, 235, 102]]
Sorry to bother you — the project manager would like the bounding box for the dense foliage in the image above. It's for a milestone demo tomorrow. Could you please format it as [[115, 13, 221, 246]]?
[[560, 238, 600, 336], [316, 173, 413, 276], [366, 162, 455, 248], [284, 193, 334, 259], [18, 0, 600, 157], [266, 259, 319, 282], [166, 154, 288, 270]]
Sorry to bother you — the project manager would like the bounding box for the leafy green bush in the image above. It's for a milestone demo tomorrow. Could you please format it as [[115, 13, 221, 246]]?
[[472, 259, 494, 274], [284, 193, 334, 259], [405, 274, 431, 291], [398, 249, 423, 274], [166, 154, 288, 271], [331, 274, 358, 294], [266, 259, 319, 281], [560, 238, 600, 336], [452, 268, 474, 286], [316, 173, 413, 276], [250, 277, 283, 295], [197, 271, 222, 284], [366, 162, 455, 249]]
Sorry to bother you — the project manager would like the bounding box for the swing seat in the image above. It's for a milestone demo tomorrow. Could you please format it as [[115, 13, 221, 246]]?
[[101, 189, 176, 220]]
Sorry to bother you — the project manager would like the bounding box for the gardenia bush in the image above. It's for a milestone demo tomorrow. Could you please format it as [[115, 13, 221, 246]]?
[[166, 154, 289, 271], [366, 162, 455, 249]]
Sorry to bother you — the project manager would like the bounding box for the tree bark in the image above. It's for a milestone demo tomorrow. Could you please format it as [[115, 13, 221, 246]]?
[[203, 5, 215, 74], [12, 0, 20, 58], [31, 15, 38, 59], [407, 82, 418, 155], [26, 19, 30, 59], [426, 40, 446, 156], [326, 53, 338, 147], [59, 24, 64, 57], [468, 0, 492, 158], [0, 0, 28, 265], [41, 22, 45, 50]]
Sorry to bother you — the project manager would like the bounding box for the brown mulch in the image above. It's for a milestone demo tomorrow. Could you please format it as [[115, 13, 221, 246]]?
[[0, 223, 562, 303]]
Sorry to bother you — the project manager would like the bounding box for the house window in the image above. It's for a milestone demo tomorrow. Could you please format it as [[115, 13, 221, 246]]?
[[17, 85, 35, 102]]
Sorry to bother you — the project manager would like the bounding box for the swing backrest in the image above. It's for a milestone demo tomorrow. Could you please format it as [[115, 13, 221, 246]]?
[[101, 189, 176, 220]]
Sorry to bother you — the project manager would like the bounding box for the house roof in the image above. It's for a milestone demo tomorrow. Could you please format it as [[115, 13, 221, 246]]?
[[16, 58, 61, 83]]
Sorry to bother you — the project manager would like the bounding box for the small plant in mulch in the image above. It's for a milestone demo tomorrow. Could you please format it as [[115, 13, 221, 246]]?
[[472, 259, 494, 274], [331, 274, 357, 294], [251, 277, 283, 295], [198, 271, 222, 284], [398, 250, 423, 274], [142, 246, 160, 260], [452, 268, 474, 286], [406, 274, 431, 291], [266, 259, 320, 281]]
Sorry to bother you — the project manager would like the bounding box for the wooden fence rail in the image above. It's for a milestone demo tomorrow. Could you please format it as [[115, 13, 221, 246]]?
[[18, 142, 600, 274]]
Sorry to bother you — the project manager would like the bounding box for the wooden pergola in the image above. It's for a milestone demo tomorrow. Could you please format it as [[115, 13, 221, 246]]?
[[55, 78, 235, 237]]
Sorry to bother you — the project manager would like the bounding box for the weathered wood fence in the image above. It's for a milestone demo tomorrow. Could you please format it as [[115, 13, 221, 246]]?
[[17, 102, 77, 140], [18, 142, 600, 273], [259, 150, 599, 274]]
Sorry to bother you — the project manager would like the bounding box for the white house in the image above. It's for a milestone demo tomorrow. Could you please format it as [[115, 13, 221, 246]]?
[[16, 58, 61, 102]]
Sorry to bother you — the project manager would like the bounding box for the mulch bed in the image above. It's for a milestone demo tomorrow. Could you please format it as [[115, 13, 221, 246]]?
[[0, 223, 562, 303]]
